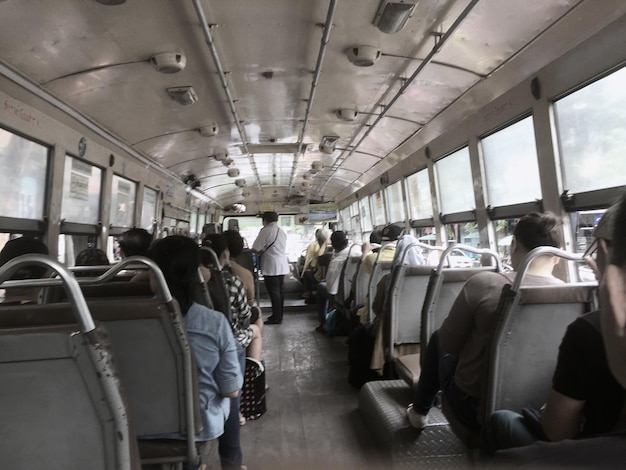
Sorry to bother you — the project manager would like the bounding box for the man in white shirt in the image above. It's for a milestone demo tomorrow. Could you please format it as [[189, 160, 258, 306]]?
[[315, 230, 350, 333], [252, 212, 289, 324]]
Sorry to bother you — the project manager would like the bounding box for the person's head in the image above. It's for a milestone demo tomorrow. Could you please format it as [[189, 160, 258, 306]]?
[[261, 211, 279, 225], [330, 230, 349, 252], [223, 230, 244, 259], [510, 212, 563, 271], [147, 235, 199, 314], [202, 233, 229, 266], [0, 236, 49, 280], [118, 228, 152, 258], [74, 248, 110, 277], [370, 226, 384, 245], [381, 223, 404, 242], [316, 228, 330, 246], [589, 192, 626, 275]]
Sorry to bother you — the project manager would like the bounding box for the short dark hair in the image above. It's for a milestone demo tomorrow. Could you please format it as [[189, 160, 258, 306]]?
[[75, 248, 110, 277], [261, 211, 279, 223], [513, 212, 563, 251], [223, 230, 244, 258], [147, 235, 199, 314], [202, 233, 229, 265], [330, 230, 348, 251], [0, 237, 49, 280], [119, 228, 152, 257]]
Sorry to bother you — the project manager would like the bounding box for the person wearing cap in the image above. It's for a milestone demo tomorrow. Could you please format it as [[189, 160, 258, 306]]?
[[0, 236, 49, 304], [481, 204, 626, 459], [252, 211, 289, 324], [315, 230, 350, 333]]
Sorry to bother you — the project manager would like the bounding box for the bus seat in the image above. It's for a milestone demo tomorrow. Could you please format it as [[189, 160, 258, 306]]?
[[483, 282, 597, 422], [0, 317, 139, 470], [335, 255, 360, 310], [367, 260, 393, 322], [352, 258, 369, 309], [44, 280, 153, 303]]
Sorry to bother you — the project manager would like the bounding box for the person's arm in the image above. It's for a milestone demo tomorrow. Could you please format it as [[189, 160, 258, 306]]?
[[539, 388, 585, 441], [214, 316, 244, 397], [600, 264, 626, 388]]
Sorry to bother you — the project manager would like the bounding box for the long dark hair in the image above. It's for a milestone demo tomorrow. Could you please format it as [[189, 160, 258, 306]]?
[[147, 235, 199, 314], [513, 212, 563, 251]]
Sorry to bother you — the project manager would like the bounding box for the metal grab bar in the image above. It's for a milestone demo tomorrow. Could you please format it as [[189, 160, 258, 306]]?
[[511, 246, 589, 293], [435, 243, 503, 274], [200, 246, 222, 270], [395, 241, 444, 267], [0, 254, 96, 332]]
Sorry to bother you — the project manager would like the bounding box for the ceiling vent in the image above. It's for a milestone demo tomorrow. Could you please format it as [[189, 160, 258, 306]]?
[[345, 46, 381, 67], [151, 52, 187, 73], [336, 108, 359, 121], [373, 0, 418, 34], [199, 123, 219, 137], [167, 86, 198, 105], [227, 168, 240, 177], [221, 158, 233, 167], [319, 135, 339, 154], [235, 178, 246, 187]]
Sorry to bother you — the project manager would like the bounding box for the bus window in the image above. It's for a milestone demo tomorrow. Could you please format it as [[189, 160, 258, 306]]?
[[406, 168, 433, 221], [61, 156, 102, 226], [141, 186, 158, 232], [110, 175, 136, 229], [385, 180, 405, 224], [435, 147, 475, 215]]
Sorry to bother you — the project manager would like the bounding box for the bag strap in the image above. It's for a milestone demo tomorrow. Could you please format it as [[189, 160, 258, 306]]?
[[258, 226, 280, 257]]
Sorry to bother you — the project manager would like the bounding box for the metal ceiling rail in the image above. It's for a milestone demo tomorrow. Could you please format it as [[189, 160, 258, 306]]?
[[192, 0, 262, 191], [316, 0, 481, 196], [287, 0, 338, 198]]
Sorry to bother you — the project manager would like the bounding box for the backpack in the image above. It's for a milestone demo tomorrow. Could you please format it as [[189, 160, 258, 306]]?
[[240, 357, 267, 420]]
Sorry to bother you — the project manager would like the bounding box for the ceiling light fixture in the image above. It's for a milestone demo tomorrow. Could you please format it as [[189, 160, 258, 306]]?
[[199, 123, 219, 137], [167, 86, 198, 105], [150, 52, 187, 73], [345, 45, 381, 67], [336, 108, 359, 121], [213, 152, 228, 162], [373, 0, 418, 34], [227, 168, 240, 177], [311, 161, 325, 173], [319, 135, 339, 154], [235, 179, 246, 187]]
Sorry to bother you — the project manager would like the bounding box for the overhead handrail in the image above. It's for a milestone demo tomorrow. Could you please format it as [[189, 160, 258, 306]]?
[[436, 244, 503, 274]]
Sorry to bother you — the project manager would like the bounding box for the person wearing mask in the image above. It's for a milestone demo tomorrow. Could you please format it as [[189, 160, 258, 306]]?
[[481, 204, 626, 457], [252, 212, 289, 325], [407, 212, 564, 432]]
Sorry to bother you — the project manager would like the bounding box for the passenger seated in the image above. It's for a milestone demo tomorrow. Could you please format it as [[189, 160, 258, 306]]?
[[146, 235, 242, 470], [203, 233, 263, 362], [74, 247, 110, 277], [0, 236, 49, 304], [224, 229, 257, 307], [315, 230, 351, 333], [301, 228, 330, 303], [406, 212, 564, 432], [486, 193, 626, 468], [118, 227, 153, 282], [481, 204, 626, 458]]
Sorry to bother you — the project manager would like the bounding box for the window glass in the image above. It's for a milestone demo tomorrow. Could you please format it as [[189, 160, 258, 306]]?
[[554, 66, 626, 193], [141, 186, 158, 231], [0, 128, 48, 220], [359, 197, 372, 232], [570, 209, 606, 282], [61, 156, 101, 225], [341, 207, 352, 233], [350, 201, 362, 242], [58, 234, 100, 266], [385, 180, 405, 223], [189, 209, 198, 236], [435, 147, 475, 215], [482, 116, 542, 206], [406, 169, 433, 220], [372, 191, 386, 226], [198, 212, 206, 235], [493, 218, 518, 271], [110, 175, 136, 228]]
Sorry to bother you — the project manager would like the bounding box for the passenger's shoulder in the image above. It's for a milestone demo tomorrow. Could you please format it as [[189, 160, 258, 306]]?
[[466, 270, 511, 287]]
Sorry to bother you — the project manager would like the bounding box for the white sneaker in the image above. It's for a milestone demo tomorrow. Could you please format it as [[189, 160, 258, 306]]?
[[406, 403, 428, 429]]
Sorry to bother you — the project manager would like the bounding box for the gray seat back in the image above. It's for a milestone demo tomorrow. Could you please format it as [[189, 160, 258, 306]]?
[[337, 255, 360, 308], [485, 282, 596, 420], [367, 260, 393, 322], [353, 258, 370, 308], [0, 254, 138, 470]]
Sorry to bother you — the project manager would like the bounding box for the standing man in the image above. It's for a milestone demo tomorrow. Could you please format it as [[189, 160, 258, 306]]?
[[252, 211, 289, 325]]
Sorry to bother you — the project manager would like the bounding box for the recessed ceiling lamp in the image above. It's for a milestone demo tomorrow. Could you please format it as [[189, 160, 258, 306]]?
[[373, 0, 418, 34], [336, 108, 359, 121], [227, 168, 240, 177], [319, 135, 339, 154], [199, 123, 219, 137], [345, 45, 381, 67], [150, 52, 187, 73], [167, 86, 198, 105]]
